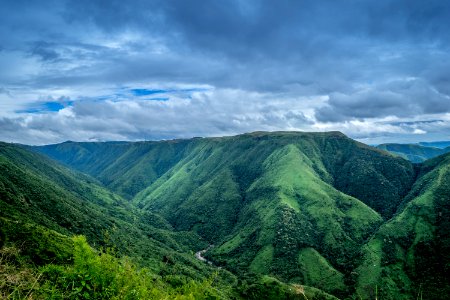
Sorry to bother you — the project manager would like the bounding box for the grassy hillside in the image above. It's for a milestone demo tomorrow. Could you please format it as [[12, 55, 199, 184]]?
[[0, 225, 234, 299], [355, 152, 450, 299], [4, 141, 346, 299], [36, 132, 416, 219], [377, 143, 450, 163]]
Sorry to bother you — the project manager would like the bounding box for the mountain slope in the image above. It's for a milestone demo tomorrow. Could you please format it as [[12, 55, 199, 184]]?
[[34, 140, 198, 199], [355, 152, 450, 299], [0, 142, 219, 280], [377, 143, 450, 163], [36, 132, 416, 219]]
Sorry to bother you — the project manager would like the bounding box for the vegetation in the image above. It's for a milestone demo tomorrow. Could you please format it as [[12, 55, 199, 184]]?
[[0, 142, 236, 298], [355, 151, 450, 300], [1, 235, 229, 299], [0, 131, 447, 298]]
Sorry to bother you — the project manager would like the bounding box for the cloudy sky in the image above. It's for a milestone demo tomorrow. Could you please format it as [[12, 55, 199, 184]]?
[[1, 0, 450, 145]]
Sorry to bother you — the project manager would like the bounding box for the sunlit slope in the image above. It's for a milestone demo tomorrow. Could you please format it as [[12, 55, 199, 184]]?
[[209, 144, 382, 296], [134, 132, 415, 223], [355, 152, 450, 299]]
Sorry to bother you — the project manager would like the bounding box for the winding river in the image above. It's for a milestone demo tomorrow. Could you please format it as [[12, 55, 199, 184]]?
[[195, 245, 214, 265]]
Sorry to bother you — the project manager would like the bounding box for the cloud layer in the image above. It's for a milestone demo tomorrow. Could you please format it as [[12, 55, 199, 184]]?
[[1, 0, 450, 144]]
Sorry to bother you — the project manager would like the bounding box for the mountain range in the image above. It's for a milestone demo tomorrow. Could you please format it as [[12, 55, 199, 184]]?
[[1, 131, 449, 299], [377, 143, 450, 163]]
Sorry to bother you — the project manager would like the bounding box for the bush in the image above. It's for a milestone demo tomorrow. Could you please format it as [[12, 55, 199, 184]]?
[[37, 236, 223, 299]]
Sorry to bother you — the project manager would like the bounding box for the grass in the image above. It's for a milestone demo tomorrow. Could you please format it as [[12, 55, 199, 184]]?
[[249, 245, 274, 274], [298, 248, 346, 294]]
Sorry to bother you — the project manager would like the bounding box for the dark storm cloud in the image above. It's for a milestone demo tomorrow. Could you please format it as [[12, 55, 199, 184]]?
[[1, 0, 450, 143], [3, 0, 448, 90], [64, 0, 450, 53]]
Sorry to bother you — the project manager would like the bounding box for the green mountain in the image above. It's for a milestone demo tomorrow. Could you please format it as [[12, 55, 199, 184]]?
[[34, 140, 197, 199], [37, 132, 416, 220], [377, 143, 450, 163], [0, 142, 210, 267], [130, 132, 418, 297], [34, 131, 443, 299], [2, 140, 342, 299], [2, 131, 446, 298]]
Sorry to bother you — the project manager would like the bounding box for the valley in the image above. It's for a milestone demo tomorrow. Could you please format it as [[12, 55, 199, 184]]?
[[1, 131, 449, 299]]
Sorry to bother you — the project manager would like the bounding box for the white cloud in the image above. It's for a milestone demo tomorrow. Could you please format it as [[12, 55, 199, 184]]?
[[0, 88, 321, 145], [2, 1, 450, 144]]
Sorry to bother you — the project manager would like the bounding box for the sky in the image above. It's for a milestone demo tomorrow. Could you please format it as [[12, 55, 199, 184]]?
[[1, 0, 450, 145]]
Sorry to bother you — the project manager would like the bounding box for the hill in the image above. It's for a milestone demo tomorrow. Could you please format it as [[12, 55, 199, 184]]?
[[33, 131, 430, 298], [377, 143, 450, 163], [33, 140, 197, 199]]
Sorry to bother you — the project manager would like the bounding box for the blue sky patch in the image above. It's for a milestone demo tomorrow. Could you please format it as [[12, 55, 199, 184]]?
[[16, 101, 68, 114], [129, 87, 210, 98], [131, 89, 168, 96], [145, 97, 169, 101]]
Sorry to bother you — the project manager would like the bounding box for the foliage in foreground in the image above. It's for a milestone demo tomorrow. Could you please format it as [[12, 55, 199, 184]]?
[[1, 235, 225, 300]]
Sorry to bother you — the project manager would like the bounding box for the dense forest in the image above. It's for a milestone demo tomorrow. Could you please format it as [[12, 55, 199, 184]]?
[[1, 131, 449, 299]]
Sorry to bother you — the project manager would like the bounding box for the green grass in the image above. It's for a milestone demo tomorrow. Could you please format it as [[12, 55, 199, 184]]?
[[249, 245, 274, 274], [0, 142, 235, 295], [298, 248, 346, 294], [354, 152, 450, 299]]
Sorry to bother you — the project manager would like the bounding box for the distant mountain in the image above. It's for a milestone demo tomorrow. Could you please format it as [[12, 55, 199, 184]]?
[[419, 141, 450, 149], [377, 143, 450, 163]]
